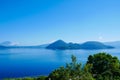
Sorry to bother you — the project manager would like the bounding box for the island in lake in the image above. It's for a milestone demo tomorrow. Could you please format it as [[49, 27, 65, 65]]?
[[46, 40, 114, 50]]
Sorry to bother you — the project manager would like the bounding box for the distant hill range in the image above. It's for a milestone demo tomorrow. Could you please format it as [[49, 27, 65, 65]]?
[[0, 40, 118, 50], [80, 41, 113, 49], [104, 41, 120, 48], [0, 41, 19, 46], [0, 41, 18, 49], [46, 40, 114, 50], [0, 41, 49, 49]]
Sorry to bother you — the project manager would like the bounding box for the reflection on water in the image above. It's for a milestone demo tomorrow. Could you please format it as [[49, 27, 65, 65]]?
[[0, 48, 120, 79]]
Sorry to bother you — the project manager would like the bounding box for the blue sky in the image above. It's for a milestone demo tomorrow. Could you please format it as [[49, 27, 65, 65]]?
[[0, 0, 120, 45]]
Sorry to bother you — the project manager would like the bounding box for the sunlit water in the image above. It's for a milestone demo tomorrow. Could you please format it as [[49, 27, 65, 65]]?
[[0, 48, 120, 79]]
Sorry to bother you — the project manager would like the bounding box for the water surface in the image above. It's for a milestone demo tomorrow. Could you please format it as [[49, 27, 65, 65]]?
[[0, 48, 120, 79]]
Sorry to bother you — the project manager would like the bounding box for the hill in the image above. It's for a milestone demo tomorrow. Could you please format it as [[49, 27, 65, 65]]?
[[81, 41, 114, 50], [46, 40, 68, 49], [104, 41, 120, 48], [46, 40, 114, 50]]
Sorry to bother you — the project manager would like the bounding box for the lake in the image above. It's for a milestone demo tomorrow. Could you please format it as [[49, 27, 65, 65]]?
[[0, 48, 120, 79]]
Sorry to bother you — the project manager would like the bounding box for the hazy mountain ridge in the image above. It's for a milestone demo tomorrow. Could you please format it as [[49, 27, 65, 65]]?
[[0, 41, 19, 46], [104, 41, 120, 48], [0, 41, 49, 49], [0, 40, 117, 50]]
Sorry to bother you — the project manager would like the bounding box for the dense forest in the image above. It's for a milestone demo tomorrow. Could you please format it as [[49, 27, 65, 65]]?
[[5, 52, 120, 80]]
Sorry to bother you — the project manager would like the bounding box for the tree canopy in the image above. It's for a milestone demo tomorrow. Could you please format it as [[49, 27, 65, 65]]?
[[48, 55, 94, 80], [48, 52, 120, 80], [87, 52, 120, 80]]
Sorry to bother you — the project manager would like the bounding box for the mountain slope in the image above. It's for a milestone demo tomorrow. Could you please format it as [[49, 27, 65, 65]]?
[[46, 40, 68, 49]]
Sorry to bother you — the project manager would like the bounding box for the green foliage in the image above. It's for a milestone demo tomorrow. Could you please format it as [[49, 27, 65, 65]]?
[[48, 55, 94, 80], [4, 76, 47, 80], [36, 76, 47, 80], [4, 77, 36, 80], [87, 52, 120, 80]]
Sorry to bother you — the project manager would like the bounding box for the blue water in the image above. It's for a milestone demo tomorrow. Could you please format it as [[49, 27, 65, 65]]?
[[0, 48, 120, 79]]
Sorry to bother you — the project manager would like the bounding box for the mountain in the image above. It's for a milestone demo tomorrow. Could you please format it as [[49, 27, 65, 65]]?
[[46, 40, 114, 50], [46, 40, 68, 49], [0, 40, 114, 50], [0, 41, 19, 46], [81, 41, 114, 50], [0, 41, 49, 48], [104, 41, 120, 48], [7, 44, 49, 49]]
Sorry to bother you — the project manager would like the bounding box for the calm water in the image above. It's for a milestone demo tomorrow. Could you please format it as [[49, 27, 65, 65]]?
[[0, 48, 120, 79]]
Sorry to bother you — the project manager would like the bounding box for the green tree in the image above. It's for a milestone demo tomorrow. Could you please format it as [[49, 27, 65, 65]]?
[[48, 55, 94, 80], [36, 76, 47, 80], [87, 52, 120, 80]]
